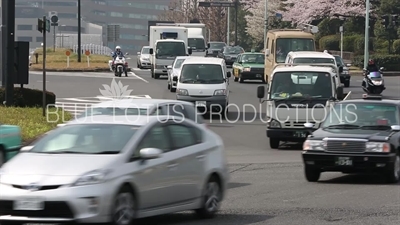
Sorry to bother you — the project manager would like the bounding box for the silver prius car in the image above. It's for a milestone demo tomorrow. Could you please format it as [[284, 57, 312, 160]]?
[[0, 115, 228, 225], [167, 56, 190, 92]]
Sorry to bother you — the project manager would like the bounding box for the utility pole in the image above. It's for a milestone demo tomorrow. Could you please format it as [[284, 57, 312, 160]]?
[[2, 0, 16, 105], [77, 0, 82, 62], [264, 0, 268, 50], [234, 0, 238, 45], [363, 0, 370, 68], [227, 7, 230, 44]]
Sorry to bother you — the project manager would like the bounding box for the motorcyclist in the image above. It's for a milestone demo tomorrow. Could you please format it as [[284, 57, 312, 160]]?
[[112, 46, 124, 59], [365, 59, 379, 73]]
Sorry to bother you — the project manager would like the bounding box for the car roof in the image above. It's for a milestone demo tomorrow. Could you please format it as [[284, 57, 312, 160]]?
[[66, 115, 184, 126], [242, 52, 263, 55], [91, 98, 194, 108], [175, 56, 191, 60], [209, 41, 225, 43], [142, 46, 150, 49], [274, 65, 334, 73], [288, 51, 334, 58], [182, 57, 224, 65]]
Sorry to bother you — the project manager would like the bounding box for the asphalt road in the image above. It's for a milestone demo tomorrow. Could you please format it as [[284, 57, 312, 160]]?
[[23, 57, 400, 225]]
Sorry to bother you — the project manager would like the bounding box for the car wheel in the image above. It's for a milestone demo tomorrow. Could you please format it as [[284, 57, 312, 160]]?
[[154, 74, 160, 79], [195, 176, 222, 219], [304, 166, 321, 182], [112, 186, 136, 225], [269, 138, 280, 149], [239, 74, 244, 83], [234, 77, 238, 82], [170, 87, 176, 92], [386, 154, 400, 183], [344, 80, 350, 87]]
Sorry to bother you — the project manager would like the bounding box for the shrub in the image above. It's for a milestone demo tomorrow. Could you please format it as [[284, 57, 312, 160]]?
[[353, 36, 374, 55], [343, 35, 362, 52], [0, 106, 72, 142], [373, 38, 389, 54], [319, 35, 340, 51], [0, 87, 56, 107], [353, 54, 400, 71], [393, 39, 400, 54]]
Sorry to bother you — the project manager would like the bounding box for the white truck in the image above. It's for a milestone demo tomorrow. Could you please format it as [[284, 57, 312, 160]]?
[[156, 23, 207, 57], [149, 26, 191, 79], [256, 64, 350, 149]]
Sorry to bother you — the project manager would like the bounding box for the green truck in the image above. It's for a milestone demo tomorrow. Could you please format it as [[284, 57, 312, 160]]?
[[0, 124, 22, 166], [232, 51, 265, 83]]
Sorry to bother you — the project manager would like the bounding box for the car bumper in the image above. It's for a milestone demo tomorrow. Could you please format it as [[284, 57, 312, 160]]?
[[176, 95, 228, 111], [340, 74, 351, 82], [224, 60, 235, 65], [140, 60, 151, 68], [240, 72, 264, 80], [154, 68, 168, 75], [267, 128, 312, 142], [0, 181, 115, 223], [302, 152, 397, 173]]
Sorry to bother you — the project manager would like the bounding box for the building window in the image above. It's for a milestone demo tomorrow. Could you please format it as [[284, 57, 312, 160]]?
[[110, 12, 123, 17], [59, 26, 85, 33], [43, 2, 77, 6], [92, 0, 106, 5], [18, 36, 33, 42], [94, 10, 106, 16], [114, 23, 145, 30], [120, 34, 147, 40], [36, 37, 43, 42], [17, 25, 33, 30], [58, 13, 77, 18]]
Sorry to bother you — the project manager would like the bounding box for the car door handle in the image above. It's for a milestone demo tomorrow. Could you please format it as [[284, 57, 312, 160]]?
[[167, 163, 178, 168], [196, 155, 205, 159]]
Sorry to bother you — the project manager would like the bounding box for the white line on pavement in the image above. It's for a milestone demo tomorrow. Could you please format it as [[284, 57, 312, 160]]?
[[130, 72, 149, 83]]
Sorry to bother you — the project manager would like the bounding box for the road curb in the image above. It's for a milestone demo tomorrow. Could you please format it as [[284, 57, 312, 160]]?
[[29, 67, 133, 73]]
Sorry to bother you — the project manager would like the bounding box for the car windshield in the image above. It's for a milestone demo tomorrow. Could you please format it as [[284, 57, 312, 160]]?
[[29, 124, 139, 154], [241, 54, 265, 63], [76, 107, 148, 118], [141, 48, 150, 54], [276, 38, 315, 63], [334, 55, 344, 67], [210, 43, 226, 49], [174, 59, 186, 68], [322, 103, 399, 128], [293, 58, 335, 64], [156, 42, 186, 58], [269, 72, 333, 99], [224, 47, 242, 54], [180, 64, 224, 84], [188, 38, 205, 50]]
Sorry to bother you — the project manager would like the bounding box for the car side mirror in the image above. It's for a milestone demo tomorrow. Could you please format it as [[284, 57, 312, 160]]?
[[137, 52, 140, 55], [303, 123, 314, 128], [380, 67, 384, 71], [265, 49, 270, 56], [346, 63, 351, 67], [149, 48, 154, 55], [257, 86, 265, 99], [227, 71, 231, 77], [167, 65, 172, 70], [139, 148, 162, 159], [188, 48, 192, 55], [391, 125, 400, 131], [207, 43, 210, 48], [173, 76, 178, 81], [20, 146, 33, 152], [339, 66, 343, 73], [336, 86, 344, 100]]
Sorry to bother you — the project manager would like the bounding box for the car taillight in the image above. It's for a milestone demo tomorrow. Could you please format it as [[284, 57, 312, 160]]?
[[125, 62, 128, 65]]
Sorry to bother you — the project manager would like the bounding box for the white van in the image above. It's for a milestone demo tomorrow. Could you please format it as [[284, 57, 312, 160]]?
[[174, 57, 231, 115], [285, 51, 336, 65]]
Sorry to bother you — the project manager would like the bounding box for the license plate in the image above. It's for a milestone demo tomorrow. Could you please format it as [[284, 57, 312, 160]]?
[[256, 74, 262, 78], [14, 197, 44, 210], [293, 131, 307, 138], [196, 101, 206, 107], [335, 157, 353, 166]]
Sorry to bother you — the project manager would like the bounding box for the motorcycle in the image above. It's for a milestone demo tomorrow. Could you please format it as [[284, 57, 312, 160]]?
[[362, 69, 385, 94], [113, 56, 128, 77]]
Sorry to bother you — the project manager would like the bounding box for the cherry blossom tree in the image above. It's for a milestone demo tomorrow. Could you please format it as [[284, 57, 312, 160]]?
[[281, 0, 366, 25], [245, 0, 282, 44]]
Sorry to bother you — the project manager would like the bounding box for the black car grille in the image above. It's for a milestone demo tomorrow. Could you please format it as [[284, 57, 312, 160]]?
[[251, 68, 264, 73], [326, 139, 366, 153], [0, 200, 74, 218], [12, 185, 61, 191], [212, 50, 219, 54]]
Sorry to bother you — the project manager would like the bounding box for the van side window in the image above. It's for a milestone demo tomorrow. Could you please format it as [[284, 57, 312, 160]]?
[[271, 40, 275, 54], [266, 38, 269, 48]]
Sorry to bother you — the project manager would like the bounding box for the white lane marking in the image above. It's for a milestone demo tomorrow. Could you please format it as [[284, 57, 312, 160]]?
[[130, 72, 148, 83]]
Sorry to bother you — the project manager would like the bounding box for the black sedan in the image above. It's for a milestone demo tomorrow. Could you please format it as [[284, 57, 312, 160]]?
[[217, 46, 244, 66]]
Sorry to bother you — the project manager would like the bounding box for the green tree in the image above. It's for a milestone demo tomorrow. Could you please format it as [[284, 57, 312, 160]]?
[[228, 5, 252, 50], [375, 0, 400, 53]]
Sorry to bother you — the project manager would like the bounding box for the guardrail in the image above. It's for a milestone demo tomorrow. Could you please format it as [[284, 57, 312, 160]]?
[[72, 44, 113, 56]]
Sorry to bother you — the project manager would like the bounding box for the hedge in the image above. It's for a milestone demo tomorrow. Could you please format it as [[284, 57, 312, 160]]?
[[343, 34, 362, 52], [393, 40, 400, 54], [0, 87, 56, 107], [319, 35, 340, 51], [353, 54, 400, 71]]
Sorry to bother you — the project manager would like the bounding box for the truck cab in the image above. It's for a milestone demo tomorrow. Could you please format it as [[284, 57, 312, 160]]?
[[257, 64, 346, 149]]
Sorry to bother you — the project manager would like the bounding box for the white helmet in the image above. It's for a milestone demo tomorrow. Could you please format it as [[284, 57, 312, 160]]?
[[115, 46, 121, 50]]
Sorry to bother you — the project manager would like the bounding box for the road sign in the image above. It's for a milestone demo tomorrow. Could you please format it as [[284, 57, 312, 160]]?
[[46, 19, 50, 32], [107, 25, 120, 42], [51, 15, 59, 23], [85, 50, 90, 56], [37, 18, 44, 33], [65, 50, 71, 56], [199, 1, 236, 7]]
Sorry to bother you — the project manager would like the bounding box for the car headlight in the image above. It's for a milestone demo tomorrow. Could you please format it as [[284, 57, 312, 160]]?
[[214, 89, 227, 95], [243, 67, 250, 72], [73, 169, 111, 186], [177, 88, 188, 95], [303, 140, 325, 151], [267, 118, 281, 128], [342, 70, 349, 74], [372, 80, 382, 85], [366, 142, 390, 152]]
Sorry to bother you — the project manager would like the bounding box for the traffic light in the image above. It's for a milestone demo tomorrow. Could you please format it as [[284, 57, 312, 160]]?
[[381, 15, 389, 28], [392, 15, 398, 26]]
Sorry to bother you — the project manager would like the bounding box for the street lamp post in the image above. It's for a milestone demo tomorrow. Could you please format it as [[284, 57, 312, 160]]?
[[77, 0, 82, 62], [264, 0, 268, 50], [364, 0, 370, 68]]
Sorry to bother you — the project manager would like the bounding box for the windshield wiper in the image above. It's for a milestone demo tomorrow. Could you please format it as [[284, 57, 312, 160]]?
[[360, 125, 391, 130], [92, 151, 120, 154], [324, 124, 361, 129], [44, 151, 88, 154], [181, 79, 195, 83]]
